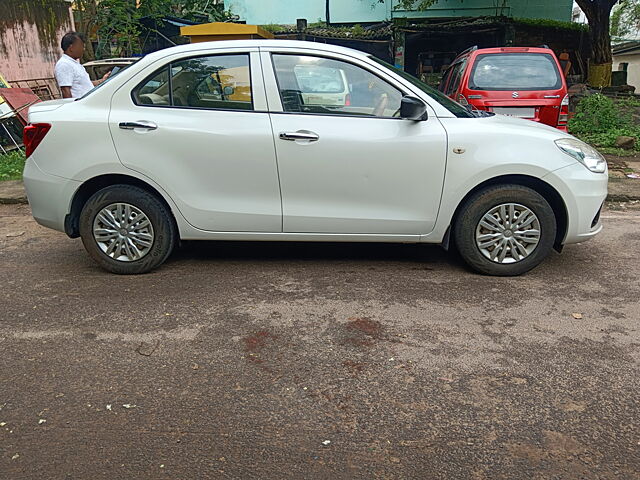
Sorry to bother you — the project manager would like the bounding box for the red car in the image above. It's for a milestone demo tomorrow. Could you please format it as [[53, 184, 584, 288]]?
[[439, 46, 569, 131]]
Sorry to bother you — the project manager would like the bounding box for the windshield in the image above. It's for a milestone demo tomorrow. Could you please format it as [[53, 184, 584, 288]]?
[[470, 53, 562, 91], [370, 56, 474, 118], [77, 60, 139, 100]]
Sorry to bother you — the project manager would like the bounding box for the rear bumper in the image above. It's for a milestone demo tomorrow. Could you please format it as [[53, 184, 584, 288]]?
[[23, 158, 80, 233], [542, 162, 608, 245]]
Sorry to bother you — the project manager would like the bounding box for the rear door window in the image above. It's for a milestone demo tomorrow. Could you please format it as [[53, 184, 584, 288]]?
[[469, 53, 562, 91], [171, 54, 252, 110], [132, 54, 252, 110]]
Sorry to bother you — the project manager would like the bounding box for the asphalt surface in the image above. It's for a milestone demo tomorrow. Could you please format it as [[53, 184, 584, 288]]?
[[1, 203, 639, 479]]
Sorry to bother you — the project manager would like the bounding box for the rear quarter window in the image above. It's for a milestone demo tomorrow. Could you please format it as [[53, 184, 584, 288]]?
[[444, 59, 467, 95], [469, 53, 562, 91]]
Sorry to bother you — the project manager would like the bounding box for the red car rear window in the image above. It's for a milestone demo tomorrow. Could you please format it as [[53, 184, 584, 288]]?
[[469, 53, 562, 91]]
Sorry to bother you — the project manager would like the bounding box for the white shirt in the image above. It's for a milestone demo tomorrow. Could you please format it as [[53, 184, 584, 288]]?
[[54, 54, 94, 98]]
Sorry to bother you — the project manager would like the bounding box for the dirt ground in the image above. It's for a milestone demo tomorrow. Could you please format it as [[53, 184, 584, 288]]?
[[0, 204, 639, 479]]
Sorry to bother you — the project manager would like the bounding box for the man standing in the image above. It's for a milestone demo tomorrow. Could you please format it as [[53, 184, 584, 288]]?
[[55, 32, 108, 99]]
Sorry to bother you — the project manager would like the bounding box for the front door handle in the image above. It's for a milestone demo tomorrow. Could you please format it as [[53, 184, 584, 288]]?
[[119, 121, 158, 130], [279, 131, 319, 142]]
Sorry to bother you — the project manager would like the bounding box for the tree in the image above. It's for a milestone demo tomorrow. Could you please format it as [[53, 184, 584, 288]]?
[[73, 0, 99, 62], [575, 0, 620, 86], [81, 0, 231, 58], [611, 0, 640, 38], [95, 0, 149, 58]]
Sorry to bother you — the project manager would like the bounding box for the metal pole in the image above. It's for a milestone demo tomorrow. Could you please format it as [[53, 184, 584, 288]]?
[[1, 122, 22, 151], [326, 0, 330, 25]]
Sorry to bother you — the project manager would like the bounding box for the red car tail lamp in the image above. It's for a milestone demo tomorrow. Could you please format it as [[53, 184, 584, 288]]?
[[557, 95, 569, 127], [23, 123, 51, 158]]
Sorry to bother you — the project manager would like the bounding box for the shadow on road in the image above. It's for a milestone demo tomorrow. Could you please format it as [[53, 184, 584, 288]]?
[[169, 240, 466, 268]]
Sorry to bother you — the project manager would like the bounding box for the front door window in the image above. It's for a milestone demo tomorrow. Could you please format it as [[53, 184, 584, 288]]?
[[272, 54, 403, 118]]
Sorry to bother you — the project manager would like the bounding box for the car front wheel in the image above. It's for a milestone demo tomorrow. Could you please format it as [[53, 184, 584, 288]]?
[[79, 185, 176, 274], [453, 185, 557, 276]]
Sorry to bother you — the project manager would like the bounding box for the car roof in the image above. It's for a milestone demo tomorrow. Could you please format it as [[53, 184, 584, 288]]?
[[448, 46, 558, 67], [470, 46, 556, 56], [80, 38, 457, 118], [140, 39, 371, 63]]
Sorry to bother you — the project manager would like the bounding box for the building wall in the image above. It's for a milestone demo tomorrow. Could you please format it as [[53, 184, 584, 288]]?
[[394, 0, 573, 21], [226, 0, 573, 25], [613, 52, 640, 91], [0, 0, 74, 82], [228, 0, 326, 25]]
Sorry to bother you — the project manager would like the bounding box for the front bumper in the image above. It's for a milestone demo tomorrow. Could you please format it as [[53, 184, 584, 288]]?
[[543, 162, 608, 245], [23, 158, 80, 233]]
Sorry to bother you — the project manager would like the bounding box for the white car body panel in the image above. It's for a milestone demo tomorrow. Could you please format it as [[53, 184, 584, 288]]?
[[107, 49, 281, 232], [23, 39, 607, 251], [269, 113, 447, 234], [259, 45, 447, 235]]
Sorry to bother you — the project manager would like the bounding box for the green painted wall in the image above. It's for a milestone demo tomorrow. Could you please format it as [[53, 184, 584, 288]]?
[[226, 0, 574, 25], [393, 0, 573, 22]]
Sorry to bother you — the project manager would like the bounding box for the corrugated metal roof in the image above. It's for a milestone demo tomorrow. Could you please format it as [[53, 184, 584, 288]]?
[[613, 41, 640, 55], [272, 24, 392, 40]]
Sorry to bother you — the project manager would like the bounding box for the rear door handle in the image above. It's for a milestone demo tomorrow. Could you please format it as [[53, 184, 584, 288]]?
[[119, 121, 158, 130], [279, 131, 319, 142]]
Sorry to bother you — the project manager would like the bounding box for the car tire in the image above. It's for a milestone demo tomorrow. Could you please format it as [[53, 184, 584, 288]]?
[[79, 185, 176, 274], [453, 184, 556, 276]]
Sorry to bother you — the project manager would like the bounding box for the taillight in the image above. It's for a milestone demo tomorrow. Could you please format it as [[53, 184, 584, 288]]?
[[23, 123, 51, 158], [345, 93, 351, 106], [458, 94, 469, 106], [558, 94, 569, 126]]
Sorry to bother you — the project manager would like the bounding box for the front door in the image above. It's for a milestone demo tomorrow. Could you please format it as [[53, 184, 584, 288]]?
[[109, 50, 281, 232], [267, 52, 448, 235]]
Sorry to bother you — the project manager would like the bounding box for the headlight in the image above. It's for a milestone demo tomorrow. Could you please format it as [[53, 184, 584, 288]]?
[[555, 138, 607, 173]]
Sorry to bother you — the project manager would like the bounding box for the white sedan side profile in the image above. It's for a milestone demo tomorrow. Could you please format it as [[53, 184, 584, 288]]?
[[22, 40, 607, 276]]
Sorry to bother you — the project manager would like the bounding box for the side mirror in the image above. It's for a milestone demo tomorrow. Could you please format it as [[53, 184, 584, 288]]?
[[223, 86, 235, 96], [400, 96, 428, 121]]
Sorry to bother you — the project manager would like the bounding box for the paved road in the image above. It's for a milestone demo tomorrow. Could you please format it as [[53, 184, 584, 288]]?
[[1, 203, 639, 479]]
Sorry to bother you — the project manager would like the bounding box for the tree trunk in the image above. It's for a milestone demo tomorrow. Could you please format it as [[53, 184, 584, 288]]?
[[577, 0, 617, 87], [587, 6, 613, 65]]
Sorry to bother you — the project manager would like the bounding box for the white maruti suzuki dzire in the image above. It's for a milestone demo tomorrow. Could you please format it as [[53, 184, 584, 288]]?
[[23, 40, 607, 275]]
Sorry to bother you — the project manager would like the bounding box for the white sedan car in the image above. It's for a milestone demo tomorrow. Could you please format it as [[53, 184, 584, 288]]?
[[23, 40, 607, 276]]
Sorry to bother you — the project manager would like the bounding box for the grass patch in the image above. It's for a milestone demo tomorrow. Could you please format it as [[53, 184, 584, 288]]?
[[569, 94, 640, 154], [0, 150, 26, 181], [596, 147, 639, 157]]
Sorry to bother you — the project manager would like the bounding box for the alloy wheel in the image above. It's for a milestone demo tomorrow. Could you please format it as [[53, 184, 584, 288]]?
[[475, 203, 541, 264], [92, 203, 155, 262]]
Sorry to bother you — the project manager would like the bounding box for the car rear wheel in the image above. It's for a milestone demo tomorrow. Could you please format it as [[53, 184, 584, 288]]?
[[79, 185, 176, 274], [453, 185, 556, 276]]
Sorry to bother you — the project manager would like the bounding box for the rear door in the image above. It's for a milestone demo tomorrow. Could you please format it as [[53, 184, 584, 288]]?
[[262, 49, 448, 235], [108, 49, 282, 232], [465, 52, 566, 125]]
